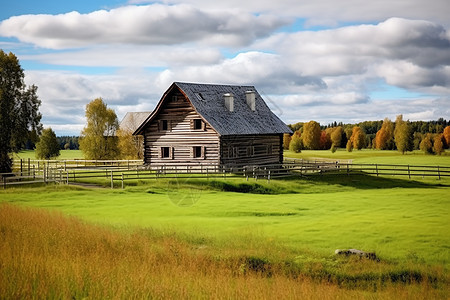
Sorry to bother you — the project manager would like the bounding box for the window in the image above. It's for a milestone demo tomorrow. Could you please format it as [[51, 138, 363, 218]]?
[[193, 119, 203, 130], [193, 146, 204, 158], [172, 95, 178, 102], [161, 147, 171, 158], [159, 120, 168, 131]]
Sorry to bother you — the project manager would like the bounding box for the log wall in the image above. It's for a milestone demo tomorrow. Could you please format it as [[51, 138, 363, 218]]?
[[144, 91, 220, 167]]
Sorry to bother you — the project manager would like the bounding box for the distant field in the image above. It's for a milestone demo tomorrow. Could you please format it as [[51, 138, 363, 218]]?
[[285, 149, 450, 167], [13, 150, 83, 160]]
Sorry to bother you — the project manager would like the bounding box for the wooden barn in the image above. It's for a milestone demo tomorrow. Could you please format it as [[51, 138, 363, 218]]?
[[133, 82, 292, 168]]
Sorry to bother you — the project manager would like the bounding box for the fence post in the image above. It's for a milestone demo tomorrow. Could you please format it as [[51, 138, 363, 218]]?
[[111, 170, 113, 189], [43, 163, 46, 183], [28, 158, 30, 176], [347, 164, 349, 175], [66, 171, 69, 184], [20, 159, 23, 176], [267, 170, 271, 183], [408, 165, 411, 179], [121, 173, 124, 189]]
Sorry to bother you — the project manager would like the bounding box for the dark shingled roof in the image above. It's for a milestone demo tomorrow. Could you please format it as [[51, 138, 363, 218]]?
[[135, 82, 292, 136]]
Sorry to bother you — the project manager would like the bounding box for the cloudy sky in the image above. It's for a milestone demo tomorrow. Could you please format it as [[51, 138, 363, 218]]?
[[1, 0, 449, 136]]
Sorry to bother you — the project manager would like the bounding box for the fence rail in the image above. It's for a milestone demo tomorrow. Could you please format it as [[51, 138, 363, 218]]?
[[2, 158, 449, 189]]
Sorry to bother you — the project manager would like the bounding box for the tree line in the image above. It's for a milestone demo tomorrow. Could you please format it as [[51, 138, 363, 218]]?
[[285, 116, 450, 155]]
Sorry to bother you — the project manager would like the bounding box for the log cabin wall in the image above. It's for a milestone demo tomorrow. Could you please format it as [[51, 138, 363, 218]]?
[[220, 134, 283, 167], [143, 90, 220, 167]]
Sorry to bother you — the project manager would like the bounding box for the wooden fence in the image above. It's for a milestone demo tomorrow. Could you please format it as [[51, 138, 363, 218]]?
[[2, 159, 449, 189]]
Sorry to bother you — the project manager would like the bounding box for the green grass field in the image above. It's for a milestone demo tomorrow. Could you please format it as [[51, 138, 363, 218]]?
[[13, 149, 83, 160], [2, 149, 449, 298], [285, 149, 450, 166]]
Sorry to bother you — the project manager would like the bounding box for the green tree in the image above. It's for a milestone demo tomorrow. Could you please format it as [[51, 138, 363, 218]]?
[[0, 50, 42, 172], [350, 126, 365, 150], [79, 98, 119, 160], [302, 121, 321, 150], [394, 115, 413, 154], [289, 131, 302, 153], [35, 128, 60, 159]]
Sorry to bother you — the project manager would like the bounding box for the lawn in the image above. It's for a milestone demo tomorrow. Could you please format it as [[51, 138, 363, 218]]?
[[2, 174, 449, 266], [2, 149, 449, 298]]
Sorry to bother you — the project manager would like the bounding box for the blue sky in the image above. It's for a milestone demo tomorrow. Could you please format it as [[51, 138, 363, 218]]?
[[1, 0, 449, 135]]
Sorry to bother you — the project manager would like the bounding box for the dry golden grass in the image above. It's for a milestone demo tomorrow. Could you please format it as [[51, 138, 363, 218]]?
[[0, 203, 447, 299]]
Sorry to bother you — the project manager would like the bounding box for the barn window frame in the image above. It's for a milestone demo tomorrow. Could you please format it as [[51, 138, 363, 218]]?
[[160, 146, 173, 159], [192, 146, 205, 159], [191, 118, 205, 131]]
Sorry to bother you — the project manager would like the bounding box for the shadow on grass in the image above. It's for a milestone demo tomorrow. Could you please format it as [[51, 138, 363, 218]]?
[[296, 172, 449, 190]]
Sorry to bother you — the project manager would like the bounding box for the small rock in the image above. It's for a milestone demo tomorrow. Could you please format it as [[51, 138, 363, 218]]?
[[335, 249, 378, 260]]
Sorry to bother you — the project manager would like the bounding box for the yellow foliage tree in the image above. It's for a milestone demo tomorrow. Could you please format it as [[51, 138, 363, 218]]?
[[375, 118, 394, 150], [79, 98, 119, 160], [302, 121, 321, 150], [350, 126, 365, 150], [443, 126, 450, 148]]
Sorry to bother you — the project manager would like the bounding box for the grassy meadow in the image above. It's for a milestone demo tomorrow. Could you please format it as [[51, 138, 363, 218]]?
[[1, 149, 450, 298]]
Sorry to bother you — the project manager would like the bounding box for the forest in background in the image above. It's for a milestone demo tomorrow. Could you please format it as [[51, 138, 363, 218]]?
[[286, 117, 449, 155]]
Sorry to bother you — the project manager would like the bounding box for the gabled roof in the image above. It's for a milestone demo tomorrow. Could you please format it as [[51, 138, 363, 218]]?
[[120, 112, 151, 133], [134, 82, 292, 136]]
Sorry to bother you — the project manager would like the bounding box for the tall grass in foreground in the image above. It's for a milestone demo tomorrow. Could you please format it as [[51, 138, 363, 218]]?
[[0, 203, 447, 299]]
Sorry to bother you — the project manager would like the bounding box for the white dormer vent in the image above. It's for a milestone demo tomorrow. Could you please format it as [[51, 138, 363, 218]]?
[[245, 91, 256, 111], [224, 93, 234, 112]]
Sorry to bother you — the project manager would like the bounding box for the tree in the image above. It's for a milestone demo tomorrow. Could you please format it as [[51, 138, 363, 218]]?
[[302, 121, 321, 150], [283, 133, 291, 150], [394, 115, 413, 154], [346, 140, 353, 152], [443, 126, 450, 148], [35, 128, 60, 159], [79, 98, 119, 160], [330, 126, 343, 148], [0, 50, 42, 172], [319, 130, 331, 150], [433, 134, 444, 155], [289, 131, 302, 153], [349, 126, 365, 150], [419, 134, 433, 154], [375, 118, 394, 150]]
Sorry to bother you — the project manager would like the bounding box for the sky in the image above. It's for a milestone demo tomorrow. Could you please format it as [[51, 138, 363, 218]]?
[[0, 0, 449, 136]]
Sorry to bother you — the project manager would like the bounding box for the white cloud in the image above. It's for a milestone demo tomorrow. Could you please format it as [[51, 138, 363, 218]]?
[[129, 0, 450, 26], [0, 4, 288, 49], [20, 45, 223, 67]]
